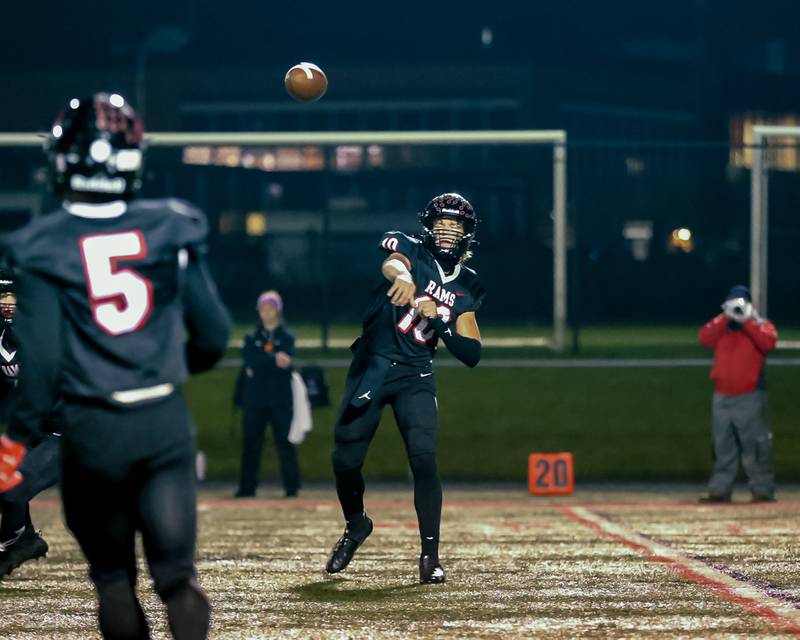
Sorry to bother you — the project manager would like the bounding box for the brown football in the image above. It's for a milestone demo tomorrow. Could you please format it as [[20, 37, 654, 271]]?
[[284, 62, 328, 102]]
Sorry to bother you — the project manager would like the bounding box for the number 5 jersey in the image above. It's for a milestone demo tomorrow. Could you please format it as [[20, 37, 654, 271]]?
[[359, 231, 486, 367], [3, 198, 228, 407]]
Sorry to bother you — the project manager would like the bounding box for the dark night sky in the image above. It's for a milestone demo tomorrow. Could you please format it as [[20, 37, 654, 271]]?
[[3, 1, 799, 73]]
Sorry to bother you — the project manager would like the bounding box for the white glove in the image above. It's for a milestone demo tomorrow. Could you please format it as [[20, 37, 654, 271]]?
[[722, 298, 752, 323]]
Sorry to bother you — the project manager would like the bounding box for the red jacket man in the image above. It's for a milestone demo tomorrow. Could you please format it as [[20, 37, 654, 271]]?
[[698, 285, 777, 503]]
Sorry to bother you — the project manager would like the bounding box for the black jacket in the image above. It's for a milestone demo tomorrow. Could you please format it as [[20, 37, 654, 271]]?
[[235, 324, 296, 409]]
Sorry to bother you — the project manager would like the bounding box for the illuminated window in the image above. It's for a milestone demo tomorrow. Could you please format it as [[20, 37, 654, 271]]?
[[303, 146, 325, 170], [367, 144, 384, 168], [625, 157, 645, 175], [246, 212, 268, 236], [335, 145, 364, 171], [276, 148, 303, 171], [215, 146, 241, 168], [730, 114, 800, 171], [183, 146, 212, 165], [623, 220, 653, 261]]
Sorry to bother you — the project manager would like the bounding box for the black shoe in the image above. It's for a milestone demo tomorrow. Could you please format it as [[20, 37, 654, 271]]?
[[284, 490, 299, 499], [751, 493, 777, 503], [698, 493, 731, 504], [325, 516, 373, 574], [234, 490, 255, 498], [419, 554, 446, 584], [0, 530, 48, 579]]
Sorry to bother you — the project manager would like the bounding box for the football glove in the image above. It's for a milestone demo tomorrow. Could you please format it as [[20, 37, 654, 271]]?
[[0, 434, 26, 493]]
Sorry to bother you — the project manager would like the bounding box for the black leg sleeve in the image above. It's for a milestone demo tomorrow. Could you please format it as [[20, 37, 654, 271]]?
[[409, 453, 442, 558]]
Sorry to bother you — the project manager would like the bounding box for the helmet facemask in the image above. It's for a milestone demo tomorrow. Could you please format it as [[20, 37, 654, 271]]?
[[0, 289, 17, 325], [432, 217, 466, 252]]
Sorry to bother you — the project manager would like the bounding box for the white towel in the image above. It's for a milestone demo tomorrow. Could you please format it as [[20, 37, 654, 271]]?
[[288, 371, 313, 445]]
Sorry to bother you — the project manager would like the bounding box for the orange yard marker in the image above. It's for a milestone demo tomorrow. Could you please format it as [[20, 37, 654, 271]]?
[[529, 453, 574, 495]]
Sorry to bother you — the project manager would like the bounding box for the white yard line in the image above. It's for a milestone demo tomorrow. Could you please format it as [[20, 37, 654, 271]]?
[[563, 506, 800, 634]]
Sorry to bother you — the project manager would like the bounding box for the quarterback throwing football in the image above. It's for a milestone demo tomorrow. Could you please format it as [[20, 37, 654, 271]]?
[[326, 193, 485, 584]]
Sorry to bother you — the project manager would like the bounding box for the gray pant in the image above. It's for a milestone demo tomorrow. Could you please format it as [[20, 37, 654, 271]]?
[[708, 390, 774, 497]]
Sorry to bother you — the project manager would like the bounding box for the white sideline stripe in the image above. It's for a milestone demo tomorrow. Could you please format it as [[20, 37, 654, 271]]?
[[218, 357, 800, 369], [567, 506, 800, 630], [228, 336, 551, 349], [227, 337, 800, 350]]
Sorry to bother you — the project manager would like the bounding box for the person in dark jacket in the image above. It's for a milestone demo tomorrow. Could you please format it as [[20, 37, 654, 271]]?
[[698, 285, 778, 503], [234, 290, 300, 498]]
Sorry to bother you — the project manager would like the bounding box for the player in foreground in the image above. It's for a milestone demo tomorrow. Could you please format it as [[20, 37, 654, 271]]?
[[0, 272, 61, 578], [325, 193, 485, 584], [0, 93, 230, 639]]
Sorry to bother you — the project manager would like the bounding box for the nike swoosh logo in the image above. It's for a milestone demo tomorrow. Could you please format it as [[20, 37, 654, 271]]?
[[420, 372, 433, 378], [357, 391, 372, 400]]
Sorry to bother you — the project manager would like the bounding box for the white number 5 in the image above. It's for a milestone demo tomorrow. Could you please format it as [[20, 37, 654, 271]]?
[[80, 231, 153, 335]]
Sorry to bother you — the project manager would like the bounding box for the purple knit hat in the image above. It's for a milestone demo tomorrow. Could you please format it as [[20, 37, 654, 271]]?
[[256, 290, 283, 313]]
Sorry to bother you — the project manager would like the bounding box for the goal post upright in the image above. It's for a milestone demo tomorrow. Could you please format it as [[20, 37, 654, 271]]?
[[0, 128, 568, 350], [750, 125, 800, 317]]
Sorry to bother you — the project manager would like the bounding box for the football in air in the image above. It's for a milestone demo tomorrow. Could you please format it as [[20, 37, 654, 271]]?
[[285, 62, 328, 102]]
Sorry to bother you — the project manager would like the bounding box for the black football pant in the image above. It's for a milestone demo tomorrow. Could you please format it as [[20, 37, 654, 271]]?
[[60, 392, 209, 640], [238, 403, 300, 496], [332, 361, 442, 557], [0, 433, 61, 541]]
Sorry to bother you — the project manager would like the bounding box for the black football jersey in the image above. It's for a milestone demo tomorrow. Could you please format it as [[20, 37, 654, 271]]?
[[6, 198, 208, 400], [360, 231, 485, 366]]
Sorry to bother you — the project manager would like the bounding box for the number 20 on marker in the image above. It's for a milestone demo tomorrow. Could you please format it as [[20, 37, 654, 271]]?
[[528, 452, 574, 495]]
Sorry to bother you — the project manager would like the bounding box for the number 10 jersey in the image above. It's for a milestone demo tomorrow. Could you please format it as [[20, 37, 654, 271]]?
[[359, 231, 486, 367], [5, 198, 209, 400]]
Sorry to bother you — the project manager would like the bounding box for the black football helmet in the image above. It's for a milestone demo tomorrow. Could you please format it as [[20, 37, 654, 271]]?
[[0, 272, 15, 326], [419, 193, 478, 262], [47, 93, 144, 202]]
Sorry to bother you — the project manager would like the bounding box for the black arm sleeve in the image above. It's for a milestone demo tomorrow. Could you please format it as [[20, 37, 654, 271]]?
[[8, 270, 62, 446], [428, 317, 481, 368], [184, 253, 231, 375]]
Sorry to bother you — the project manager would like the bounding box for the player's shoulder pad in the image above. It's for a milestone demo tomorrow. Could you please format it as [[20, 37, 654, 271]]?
[[135, 198, 208, 247], [379, 230, 420, 257], [1, 207, 70, 271], [459, 265, 486, 305]]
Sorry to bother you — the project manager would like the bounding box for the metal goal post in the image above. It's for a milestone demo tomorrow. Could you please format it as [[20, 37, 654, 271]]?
[[0, 129, 568, 350]]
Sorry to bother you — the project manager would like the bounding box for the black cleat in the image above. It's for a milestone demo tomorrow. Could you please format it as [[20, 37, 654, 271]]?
[[0, 530, 49, 579], [698, 493, 731, 504], [419, 554, 446, 584], [325, 516, 373, 574], [751, 493, 777, 503]]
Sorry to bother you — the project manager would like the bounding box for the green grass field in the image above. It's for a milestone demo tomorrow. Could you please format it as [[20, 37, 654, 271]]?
[[5, 488, 800, 638], [188, 358, 800, 486]]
